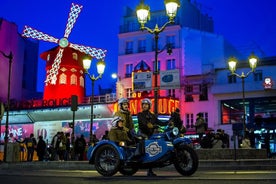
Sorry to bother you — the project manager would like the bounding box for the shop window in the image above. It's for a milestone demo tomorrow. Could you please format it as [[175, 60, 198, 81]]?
[[59, 73, 67, 84], [70, 74, 77, 85]]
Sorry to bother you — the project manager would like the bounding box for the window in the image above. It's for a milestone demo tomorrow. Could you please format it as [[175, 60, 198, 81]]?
[[79, 76, 84, 87], [166, 35, 175, 48], [185, 85, 193, 93], [166, 59, 176, 70], [185, 95, 194, 102], [138, 39, 146, 53], [59, 73, 67, 84], [47, 54, 50, 61], [185, 113, 194, 128], [202, 112, 209, 126], [126, 88, 133, 98], [72, 53, 78, 60], [199, 84, 208, 101], [228, 74, 237, 83], [153, 60, 160, 72], [125, 41, 133, 54], [168, 89, 175, 97], [254, 70, 263, 81], [125, 64, 133, 78], [70, 74, 77, 85]]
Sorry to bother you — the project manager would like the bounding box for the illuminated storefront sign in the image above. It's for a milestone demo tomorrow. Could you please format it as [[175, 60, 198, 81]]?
[[114, 95, 179, 115]]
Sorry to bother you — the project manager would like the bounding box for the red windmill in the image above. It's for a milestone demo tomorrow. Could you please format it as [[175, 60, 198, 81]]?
[[21, 3, 106, 103]]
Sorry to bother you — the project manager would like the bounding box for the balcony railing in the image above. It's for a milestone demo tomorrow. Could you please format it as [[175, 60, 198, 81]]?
[[7, 93, 117, 110]]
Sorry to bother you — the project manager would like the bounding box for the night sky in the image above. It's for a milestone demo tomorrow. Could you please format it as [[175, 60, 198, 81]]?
[[0, 0, 275, 95]]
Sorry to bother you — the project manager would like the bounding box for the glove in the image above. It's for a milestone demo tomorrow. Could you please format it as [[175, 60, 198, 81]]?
[[147, 123, 153, 129]]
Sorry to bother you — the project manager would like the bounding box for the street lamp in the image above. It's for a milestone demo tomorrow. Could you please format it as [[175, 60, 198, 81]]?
[[0, 50, 13, 162], [228, 53, 258, 137], [136, 0, 180, 116], [82, 55, 105, 144]]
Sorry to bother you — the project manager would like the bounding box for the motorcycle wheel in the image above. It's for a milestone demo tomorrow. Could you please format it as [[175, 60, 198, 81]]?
[[173, 144, 199, 176], [119, 166, 139, 176], [94, 144, 121, 176]]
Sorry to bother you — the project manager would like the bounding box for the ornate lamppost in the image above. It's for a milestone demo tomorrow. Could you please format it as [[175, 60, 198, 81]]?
[[228, 53, 258, 137], [136, 0, 180, 116], [82, 56, 105, 145], [0, 50, 13, 162]]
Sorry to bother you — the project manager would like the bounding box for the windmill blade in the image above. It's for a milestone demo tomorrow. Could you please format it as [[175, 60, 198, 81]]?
[[70, 43, 106, 59], [22, 26, 59, 44], [64, 3, 83, 38], [45, 48, 64, 84]]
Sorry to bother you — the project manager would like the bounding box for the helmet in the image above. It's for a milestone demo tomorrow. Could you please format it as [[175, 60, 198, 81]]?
[[111, 116, 124, 127], [141, 98, 152, 108], [118, 98, 129, 106]]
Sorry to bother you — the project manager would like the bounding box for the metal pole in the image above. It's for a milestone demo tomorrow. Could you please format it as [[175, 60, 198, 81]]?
[[89, 79, 95, 145], [1, 51, 12, 162], [154, 33, 159, 116], [242, 76, 246, 136]]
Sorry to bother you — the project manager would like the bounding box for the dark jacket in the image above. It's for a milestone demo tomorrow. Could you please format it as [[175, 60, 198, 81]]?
[[137, 110, 167, 137]]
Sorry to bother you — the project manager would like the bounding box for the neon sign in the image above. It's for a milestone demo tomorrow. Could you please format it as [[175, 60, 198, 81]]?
[[114, 95, 179, 115]]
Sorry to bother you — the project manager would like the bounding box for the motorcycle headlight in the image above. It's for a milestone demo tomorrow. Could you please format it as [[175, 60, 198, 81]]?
[[172, 127, 179, 136]]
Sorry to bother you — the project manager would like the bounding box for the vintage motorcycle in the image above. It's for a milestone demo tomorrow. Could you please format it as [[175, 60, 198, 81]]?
[[87, 126, 199, 176]]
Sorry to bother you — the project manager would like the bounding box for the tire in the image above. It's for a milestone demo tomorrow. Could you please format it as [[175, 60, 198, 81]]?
[[119, 166, 139, 176], [94, 144, 121, 176], [173, 144, 199, 176]]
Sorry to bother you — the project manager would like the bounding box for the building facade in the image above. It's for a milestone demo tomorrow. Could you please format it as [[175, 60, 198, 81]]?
[[0, 18, 40, 102], [116, 0, 276, 147]]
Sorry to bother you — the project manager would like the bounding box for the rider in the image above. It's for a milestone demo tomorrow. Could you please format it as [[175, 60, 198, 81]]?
[[108, 116, 132, 146], [114, 97, 134, 136], [137, 98, 167, 176]]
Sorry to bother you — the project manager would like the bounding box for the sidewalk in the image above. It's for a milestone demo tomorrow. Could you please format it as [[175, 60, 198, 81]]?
[[1, 159, 276, 171]]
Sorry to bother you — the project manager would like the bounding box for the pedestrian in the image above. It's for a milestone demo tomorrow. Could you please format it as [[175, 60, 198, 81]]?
[[108, 116, 133, 146], [137, 98, 168, 176], [75, 134, 86, 160], [25, 133, 37, 162], [195, 113, 207, 141], [36, 135, 46, 161], [169, 108, 186, 135], [64, 133, 71, 161], [114, 98, 135, 137], [51, 132, 60, 161], [264, 130, 271, 158], [57, 132, 66, 161]]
